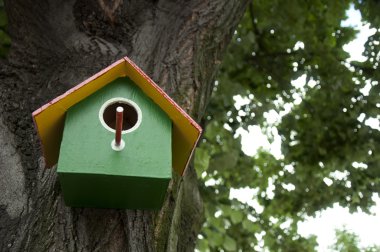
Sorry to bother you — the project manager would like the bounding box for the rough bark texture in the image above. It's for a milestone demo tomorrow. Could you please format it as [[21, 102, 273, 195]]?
[[0, 0, 248, 251]]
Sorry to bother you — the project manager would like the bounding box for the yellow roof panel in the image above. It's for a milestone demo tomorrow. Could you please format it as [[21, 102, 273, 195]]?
[[32, 57, 202, 176]]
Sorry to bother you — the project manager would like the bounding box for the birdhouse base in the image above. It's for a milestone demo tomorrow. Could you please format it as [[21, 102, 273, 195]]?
[[58, 172, 170, 209]]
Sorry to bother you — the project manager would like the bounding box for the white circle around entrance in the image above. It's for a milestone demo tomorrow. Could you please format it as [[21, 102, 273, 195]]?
[[99, 97, 142, 134]]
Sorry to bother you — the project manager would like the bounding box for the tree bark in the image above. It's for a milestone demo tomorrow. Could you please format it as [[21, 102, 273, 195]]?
[[0, 0, 248, 251]]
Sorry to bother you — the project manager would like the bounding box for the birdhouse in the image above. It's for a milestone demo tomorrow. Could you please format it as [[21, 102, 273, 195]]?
[[32, 57, 202, 209]]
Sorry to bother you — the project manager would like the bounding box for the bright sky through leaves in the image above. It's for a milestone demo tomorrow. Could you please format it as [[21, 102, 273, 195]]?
[[232, 5, 380, 251]]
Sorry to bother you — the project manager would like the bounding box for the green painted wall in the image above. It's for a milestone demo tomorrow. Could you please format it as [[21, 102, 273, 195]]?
[[57, 77, 172, 209]]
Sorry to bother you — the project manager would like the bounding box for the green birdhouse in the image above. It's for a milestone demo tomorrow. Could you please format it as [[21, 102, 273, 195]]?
[[32, 57, 202, 209]]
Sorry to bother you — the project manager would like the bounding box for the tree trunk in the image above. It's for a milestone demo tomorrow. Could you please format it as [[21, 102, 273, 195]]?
[[0, 1, 248, 251]]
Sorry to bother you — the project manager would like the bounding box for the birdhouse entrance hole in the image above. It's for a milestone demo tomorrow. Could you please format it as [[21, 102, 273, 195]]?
[[99, 98, 142, 134], [103, 102, 137, 130]]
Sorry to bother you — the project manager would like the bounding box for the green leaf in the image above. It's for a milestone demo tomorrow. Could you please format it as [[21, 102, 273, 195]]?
[[223, 236, 237, 251], [230, 210, 243, 224], [242, 219, 256, 232], [195, 147, 210, 175]]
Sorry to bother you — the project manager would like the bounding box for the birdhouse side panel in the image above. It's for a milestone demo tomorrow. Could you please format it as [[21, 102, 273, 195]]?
[[57, 77, 172, 178], [57, 78, 172, 209]]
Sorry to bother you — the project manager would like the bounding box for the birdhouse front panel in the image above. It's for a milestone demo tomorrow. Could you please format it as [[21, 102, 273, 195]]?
[[57, 77, 172, 209]]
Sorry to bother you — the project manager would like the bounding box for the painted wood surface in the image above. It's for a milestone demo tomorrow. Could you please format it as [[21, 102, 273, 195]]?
[[115, 106, 123, 146], [32, 57, 202, 175], [58, 78, 171, 209]]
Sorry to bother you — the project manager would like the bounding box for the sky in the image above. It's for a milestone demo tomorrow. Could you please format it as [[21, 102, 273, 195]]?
[[231, 5, 380, 251]]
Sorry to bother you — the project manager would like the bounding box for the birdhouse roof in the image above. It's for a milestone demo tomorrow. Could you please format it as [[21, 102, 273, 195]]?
[[32, 57, 202, 176]]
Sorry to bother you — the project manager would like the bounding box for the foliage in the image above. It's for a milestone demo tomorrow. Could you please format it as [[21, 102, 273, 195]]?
[[329, 227, 380, 252], [0, 0, 10, 58], [196, 0, 380, 251]]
